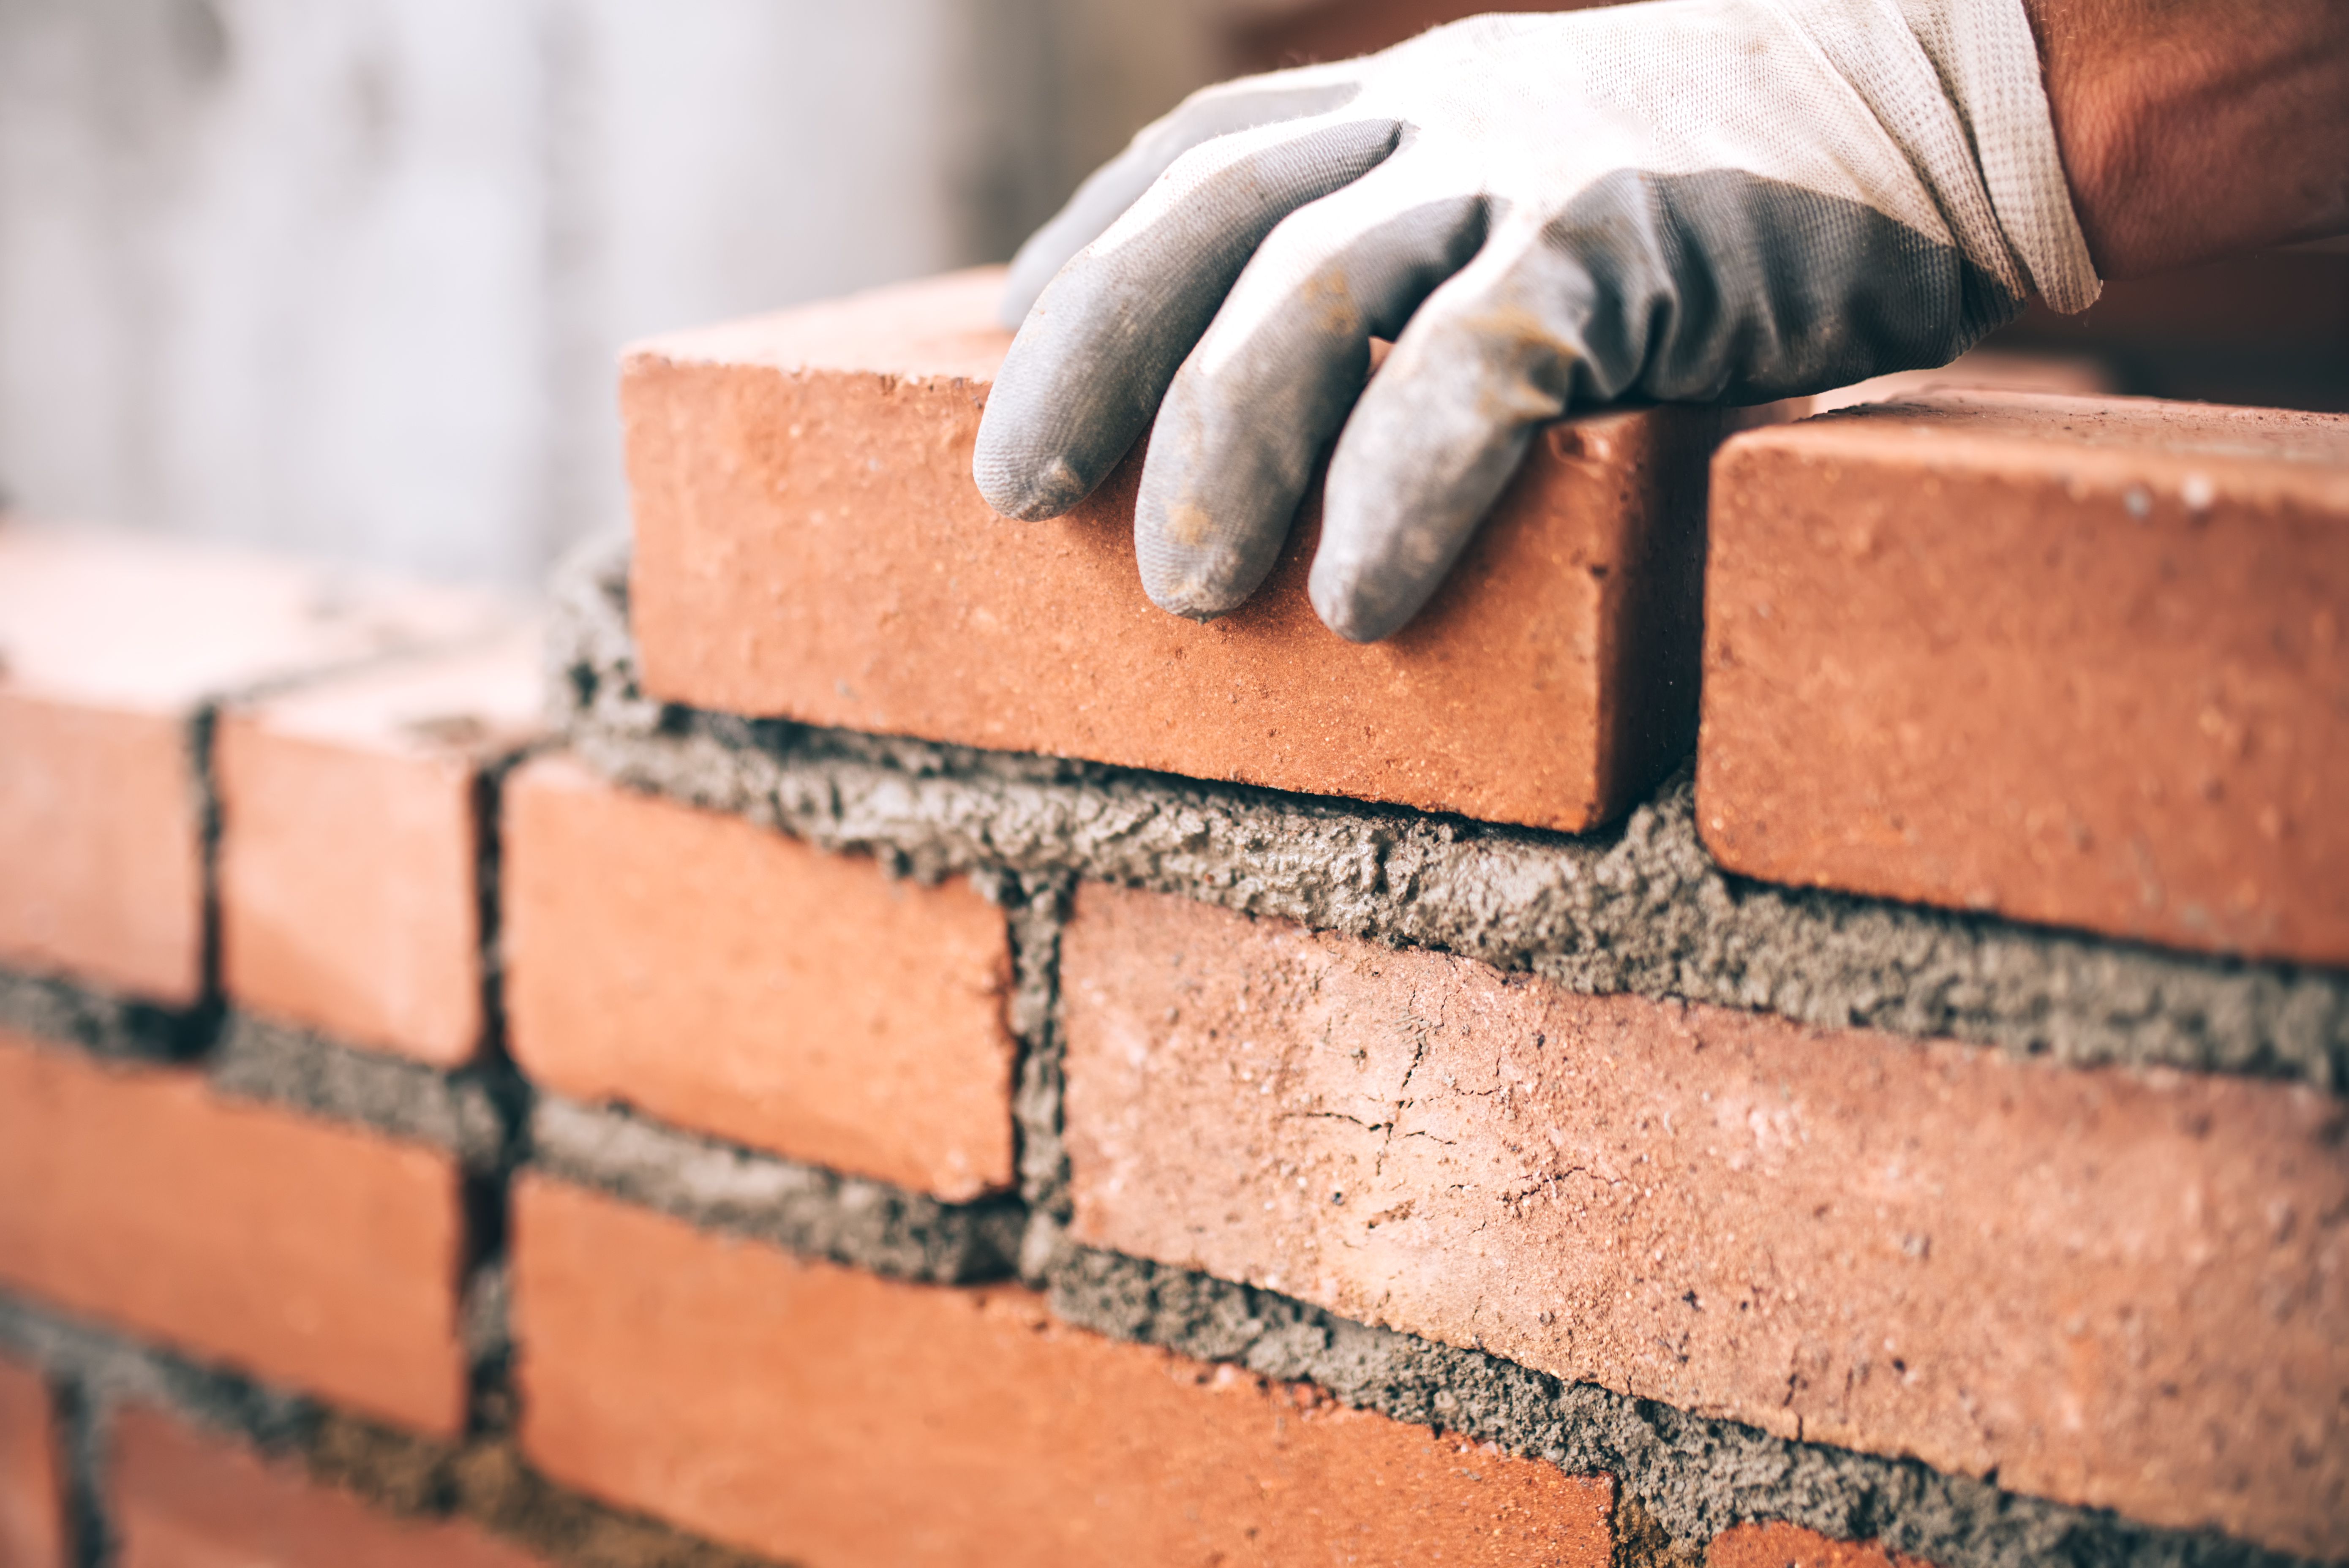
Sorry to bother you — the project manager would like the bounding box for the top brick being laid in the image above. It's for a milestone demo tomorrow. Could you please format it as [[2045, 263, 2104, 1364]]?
[[619, 267, 2349, 964], [619, 267, 1717, 833]]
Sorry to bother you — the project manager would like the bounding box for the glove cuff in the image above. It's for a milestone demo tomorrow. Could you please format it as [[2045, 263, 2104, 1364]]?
[[1897, 0, 2100, 313], [1781, 0, 2101, 313]]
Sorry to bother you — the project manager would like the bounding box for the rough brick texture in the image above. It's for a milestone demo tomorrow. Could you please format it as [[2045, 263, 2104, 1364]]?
[[0, 523, 504, 1002], [1056, 883, 2348, 1560], [512, 1175, 1615, 1568], [1707, 1522, 1927, 1568], [112, 1404, 544, 1568], [0, 1028, 469, 1435], [1796, 347, 2113, 419], [1700, 392, 2349, 965], [217, 628, 540, 1064], [0, 689, 197, 1006], [621, 267, 1718, 833], [0, 1356, 62, 1568], [505, 757, 1016, 1200]]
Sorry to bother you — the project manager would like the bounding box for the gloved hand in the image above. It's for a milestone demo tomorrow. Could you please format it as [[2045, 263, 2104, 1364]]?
[[973, 0, 2098, 642]]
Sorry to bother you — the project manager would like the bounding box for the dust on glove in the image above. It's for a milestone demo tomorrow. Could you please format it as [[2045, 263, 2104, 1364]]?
[[973, 0, 2098, 641]]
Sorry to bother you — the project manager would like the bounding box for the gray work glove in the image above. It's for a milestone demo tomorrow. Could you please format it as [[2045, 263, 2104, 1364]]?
[[973, 0, 2098, 641]]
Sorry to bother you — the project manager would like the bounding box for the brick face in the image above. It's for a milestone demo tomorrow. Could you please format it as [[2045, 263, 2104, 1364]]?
[[504, 757, 1017, 1199], [217, 629, 540, 1064], [111, 1405, 545, 1568], [0, 523, 507, 1003], [621, 267, 1717, 833], [1705, 1522, 1926, 1568], [0, 1356, 63, 1568], [0, 694, 202, 1004], [0, 1029, 469, 1435], [1700, 392, 2349, 964], [1056, 882, 2349, 1560], [511, 1175, 1615, 1568]]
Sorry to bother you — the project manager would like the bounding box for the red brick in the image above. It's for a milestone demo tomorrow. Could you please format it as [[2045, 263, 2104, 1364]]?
[[218, 628, 541, 1064], [1056, 882, 2349, 1560], [0, 695, 199, 1006], [1706, 1522, 1929, 1568], [1700, 392, 2349, 964], [0, 1028, 469, 1435], [1807, 347, 2114, 416], [0, 524, 507, 1003], [0, 1356, 63, 1568], [510, 1175, 1612, 1568], [112, 1405, 544, 1568], [1724, 346, 2116, 436], [622, 267, 1718, 833], [504, 757, 1015, 1199]]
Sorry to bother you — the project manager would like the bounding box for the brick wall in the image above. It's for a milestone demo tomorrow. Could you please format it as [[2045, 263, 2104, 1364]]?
[[0, 266, 2340, 1568]]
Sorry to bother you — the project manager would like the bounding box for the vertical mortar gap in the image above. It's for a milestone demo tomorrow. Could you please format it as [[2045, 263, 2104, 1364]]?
[[50, 1376, 112, 1568], [457, 746, 536, 1438], [182, 702, 228, 1062], [1004, 872, 1074, 1281], [469, 754, 520, 1081]]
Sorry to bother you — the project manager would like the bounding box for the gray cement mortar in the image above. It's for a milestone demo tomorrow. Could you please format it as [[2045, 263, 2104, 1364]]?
[[1, 1290, 313, 1568], [0, 1293, 314, 1454], [1043, 1245, 2318, 1568], [528, 1096, 1023, 1285], [1003, 875, 1074, 1227], [0, 985, 519, 1167], [212, 1012, 512, 1170], [0, 965, 211, 1062], [552, 536, 2349, 1090]]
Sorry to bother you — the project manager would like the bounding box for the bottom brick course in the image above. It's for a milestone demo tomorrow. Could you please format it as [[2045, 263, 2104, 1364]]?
[[0, 1356, 62, 1568], [511, 1174, 1615, 1568], [0, 1029, 471, 1436], [111, 1404, 545, 1568]]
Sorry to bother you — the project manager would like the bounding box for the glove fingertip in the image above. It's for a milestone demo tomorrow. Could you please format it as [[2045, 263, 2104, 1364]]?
[[1139, 557, 1251, 623], [1142, 581, 1238, 624], [973, 448, 1089, 521], [1307, 554, 1415, 644]]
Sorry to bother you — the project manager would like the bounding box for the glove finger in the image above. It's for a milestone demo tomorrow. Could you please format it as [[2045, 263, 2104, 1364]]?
[[1311, 225, 1606, 642], [998, 67, 1367, 330], [974, 114, 1400, 522], [1134, 163, 1487, 619]]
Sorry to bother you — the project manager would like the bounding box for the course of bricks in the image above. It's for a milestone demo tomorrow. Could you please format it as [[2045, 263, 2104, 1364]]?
[[0, 257, 2341, 1568]]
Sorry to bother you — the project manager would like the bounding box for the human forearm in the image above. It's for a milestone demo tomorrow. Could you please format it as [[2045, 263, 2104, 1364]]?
[[2024, 0, 2349, 277]]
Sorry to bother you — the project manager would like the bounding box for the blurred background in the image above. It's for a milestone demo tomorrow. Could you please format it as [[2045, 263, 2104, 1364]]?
[[2, 0, 2342, 591]]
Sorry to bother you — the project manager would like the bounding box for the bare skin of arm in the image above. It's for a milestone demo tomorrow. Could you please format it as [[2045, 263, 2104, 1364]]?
[[2025, 0, 2349, 277]]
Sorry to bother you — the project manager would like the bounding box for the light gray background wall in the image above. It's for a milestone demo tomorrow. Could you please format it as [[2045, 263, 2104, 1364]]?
[[0, 0, 1234, 586]]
